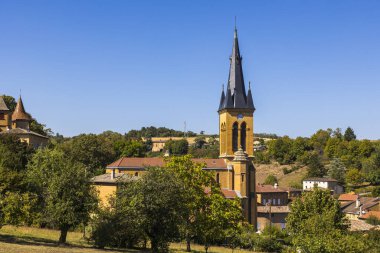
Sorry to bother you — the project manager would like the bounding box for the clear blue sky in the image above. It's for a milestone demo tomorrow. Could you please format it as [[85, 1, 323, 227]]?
[[1, 1, 379, 139]]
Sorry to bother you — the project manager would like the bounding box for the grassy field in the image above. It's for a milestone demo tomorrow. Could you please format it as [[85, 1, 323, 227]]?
[[0, 226, 251, 253]]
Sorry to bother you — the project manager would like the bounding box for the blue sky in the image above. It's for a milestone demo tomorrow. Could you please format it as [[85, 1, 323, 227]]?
[[1, 0, 379, 139]]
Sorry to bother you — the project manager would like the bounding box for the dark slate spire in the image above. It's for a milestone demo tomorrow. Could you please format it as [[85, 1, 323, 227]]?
[[218, 84, 226, 111], [247, 81, 255, 111], [218, 27, 255, 112]]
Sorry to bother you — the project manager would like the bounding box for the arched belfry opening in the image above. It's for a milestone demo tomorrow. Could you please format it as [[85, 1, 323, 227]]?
[[241, 122, 246, 151], [232, 122, 238, 152]]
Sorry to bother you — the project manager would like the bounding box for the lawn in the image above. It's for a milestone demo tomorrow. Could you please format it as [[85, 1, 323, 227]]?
[[0, 226, 251, 253]]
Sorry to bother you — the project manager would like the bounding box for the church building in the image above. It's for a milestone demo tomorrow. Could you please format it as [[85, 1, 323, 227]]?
[[92, 27, 257, 227]]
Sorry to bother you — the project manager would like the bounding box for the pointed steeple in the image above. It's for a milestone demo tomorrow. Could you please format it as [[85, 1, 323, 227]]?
[[247, 81, 255, 111], [218, 84, 226, 111], [12, 96, 32, 122], [228, 27, 247, 108], [218, 26, 255, 112]]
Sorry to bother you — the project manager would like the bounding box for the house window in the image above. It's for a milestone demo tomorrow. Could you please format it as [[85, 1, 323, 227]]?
[[263, 199, 266, 205], [273, 199, 276, 205], [278, 198, 281, 205], [0, 113, 4, 120], [241, 174, 245, 182], [216, 173, 220, 184], [135, 172, 139, 177]]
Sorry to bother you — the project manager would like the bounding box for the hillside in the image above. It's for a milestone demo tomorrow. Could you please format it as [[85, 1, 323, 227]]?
[[256, 163, 308, 188]]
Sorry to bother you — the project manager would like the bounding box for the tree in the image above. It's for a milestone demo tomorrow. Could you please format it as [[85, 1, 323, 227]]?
[[326, 158, 346, 184], [196, 193, 242, 253], [304, 152, 326, 177], [165, 155, 216, 252], [286, 189, 366, 253], [2, 95, 16, 111], [362, 151, 380, 185], [264, 174, 278, 185], [58, 134, 117, 175], [120, 140, 147, 157], [124, 167, 186, 253], [165, 139, 189, 155], [344, 127, 356, 142], [345, 168, 364, 186], [27, 148, 97, 244]]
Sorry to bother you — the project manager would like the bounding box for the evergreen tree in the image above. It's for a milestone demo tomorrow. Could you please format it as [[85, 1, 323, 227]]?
[[344, 127, 356, 142]]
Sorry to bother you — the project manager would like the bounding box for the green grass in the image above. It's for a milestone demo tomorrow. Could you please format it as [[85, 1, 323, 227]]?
[[0, 226, 253, 253]]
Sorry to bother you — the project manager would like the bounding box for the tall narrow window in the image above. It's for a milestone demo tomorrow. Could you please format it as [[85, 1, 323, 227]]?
[[240, 122, 246, 151], [216, 173, 220, 184], [232, 122, 238, 152]]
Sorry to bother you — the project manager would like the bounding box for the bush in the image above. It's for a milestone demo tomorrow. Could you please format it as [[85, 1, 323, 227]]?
[[366, 215, 380, 226]]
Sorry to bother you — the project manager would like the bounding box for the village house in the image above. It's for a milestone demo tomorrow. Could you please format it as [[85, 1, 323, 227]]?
[[338, 193, 380, 220], [303, 177, 344, 194], [0, 96, 48, 148]]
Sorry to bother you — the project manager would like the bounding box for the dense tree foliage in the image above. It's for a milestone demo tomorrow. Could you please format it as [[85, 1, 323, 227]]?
[[125, 126, 196, 138], [165, 139, 189, 155], [286, 189, 368, 253], [255, 127, 380, 186], [27, 148, 97, 244]]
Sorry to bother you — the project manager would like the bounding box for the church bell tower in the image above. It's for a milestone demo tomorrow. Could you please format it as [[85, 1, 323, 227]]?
[[218, 27, 257, 227], [218, 27, 255, 159]]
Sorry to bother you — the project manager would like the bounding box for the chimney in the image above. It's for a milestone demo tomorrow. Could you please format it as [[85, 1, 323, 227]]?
[[355, 198, 361, 208], [110, 169, 116, 180], [274, 183, 278, 189], [359, 206, 363, 217]]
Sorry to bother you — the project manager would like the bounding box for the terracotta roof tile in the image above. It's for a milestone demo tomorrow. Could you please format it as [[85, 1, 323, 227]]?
[[338, 193, 359, 201], [360, 211, 380, 220], [221, 189, 241, 199], [12, 96, 32, 121], [256, 184, 288, 193], [107, 157, 227, 169]]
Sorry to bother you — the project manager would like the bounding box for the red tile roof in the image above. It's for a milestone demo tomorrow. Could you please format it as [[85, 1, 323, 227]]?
[[107, 157, 227, 169], [256, 184, 288, 193], [338, 193, 359, 201], [360, 211, 380, 220], [221, 189, 240, 199]]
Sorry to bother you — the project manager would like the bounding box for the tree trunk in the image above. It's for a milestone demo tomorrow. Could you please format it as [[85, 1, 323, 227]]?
[[151, 239, 159, 253], [186, 237, 191, 252], [59, 225, 69, 244]]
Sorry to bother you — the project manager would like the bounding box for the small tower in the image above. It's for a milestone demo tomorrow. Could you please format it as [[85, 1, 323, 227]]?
[[218, 27, 255, 159], [0, 96, 11, 132], [12, 96, 32, 130]]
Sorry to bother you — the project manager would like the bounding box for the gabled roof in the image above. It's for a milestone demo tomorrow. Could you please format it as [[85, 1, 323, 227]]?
[[256, 184, 288, 193], [338, 193, 359, 202], [0, 96, 9, 111], [107, 157, 227, 169], [221, 188, 242, 199], [360, 211, 380, 220], [12, 96, 32, 121]]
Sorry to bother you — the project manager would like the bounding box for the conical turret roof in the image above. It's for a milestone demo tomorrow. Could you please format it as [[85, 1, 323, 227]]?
[[12, 96, 32, 121]]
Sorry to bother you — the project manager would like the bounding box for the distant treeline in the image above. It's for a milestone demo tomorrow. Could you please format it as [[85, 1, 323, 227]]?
[[125, 126, 197, 138]]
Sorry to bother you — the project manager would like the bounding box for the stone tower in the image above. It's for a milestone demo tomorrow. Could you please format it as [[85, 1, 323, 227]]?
[[218, 27, 257, 226], [12, 96, 32, 130]]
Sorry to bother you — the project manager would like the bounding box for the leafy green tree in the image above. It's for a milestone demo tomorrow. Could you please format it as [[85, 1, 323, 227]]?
[[2, 95, 16, 111], [345, 168, 364, 186], [324, 137, 343, 159], [27, 148, 97, 244], [165, 155, 216, 252], [120, 140, 147, 157], [310, 129, 331, 154], [165, 139, 189, 155], [344, 127, 356, 142], [59, 134, 117, 175], [267, 136, 294, 164], [264, 174, 278, 185], [362, 151, 380, 185], [304, 152, 326, 177], [326, 158, 346, 184], [196, 193, 242, 253], [286, 189, 366, 253]]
